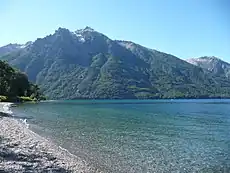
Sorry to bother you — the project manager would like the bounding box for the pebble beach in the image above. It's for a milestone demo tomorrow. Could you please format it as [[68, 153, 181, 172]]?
[[0, 102, 102, 173]]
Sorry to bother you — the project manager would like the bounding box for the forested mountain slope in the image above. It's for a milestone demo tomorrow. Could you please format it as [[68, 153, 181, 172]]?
[[1, 27, 230, 99]]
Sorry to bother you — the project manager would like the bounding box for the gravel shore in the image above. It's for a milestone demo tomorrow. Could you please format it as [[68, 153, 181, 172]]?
[[0, 103, 102, 173]]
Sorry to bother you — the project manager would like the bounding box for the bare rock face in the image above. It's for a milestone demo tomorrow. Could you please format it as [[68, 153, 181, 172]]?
[[186, 56, 230, 78]]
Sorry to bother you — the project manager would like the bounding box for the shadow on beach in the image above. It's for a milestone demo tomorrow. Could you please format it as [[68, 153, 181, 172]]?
[[0, 136, 71, 173], [0, 111, 33, 120]]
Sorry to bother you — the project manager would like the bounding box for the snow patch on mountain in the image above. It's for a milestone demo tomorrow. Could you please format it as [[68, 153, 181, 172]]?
[[72, 32, 86, 42]]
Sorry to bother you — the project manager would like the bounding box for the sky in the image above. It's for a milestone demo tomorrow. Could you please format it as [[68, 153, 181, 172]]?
[[1, 0, 230, 61]]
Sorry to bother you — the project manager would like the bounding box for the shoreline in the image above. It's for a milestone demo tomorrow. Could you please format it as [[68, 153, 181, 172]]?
[[0, 102, 102, 173]]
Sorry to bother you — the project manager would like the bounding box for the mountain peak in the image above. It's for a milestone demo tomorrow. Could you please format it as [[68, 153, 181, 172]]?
[[186, 56, 230, 78], [75, 26, 96, 34], [0, 43, 23, 56], [199, 56, 219, 60], [186, 56, 223, 64], [73, 26, 108, 42], [54, 27, 71, 35], [84, 26, 94, 31]]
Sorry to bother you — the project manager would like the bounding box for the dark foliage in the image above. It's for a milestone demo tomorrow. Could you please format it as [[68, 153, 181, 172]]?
[[0, 60, 43, 101]]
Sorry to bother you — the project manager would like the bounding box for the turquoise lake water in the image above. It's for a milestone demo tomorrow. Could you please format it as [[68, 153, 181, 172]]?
[[12, 100, 230, 172]]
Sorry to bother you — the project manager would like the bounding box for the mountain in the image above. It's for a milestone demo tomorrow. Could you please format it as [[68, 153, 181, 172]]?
[[0, 42, 33, 56], [1, 27, 230, 99], [186, 56, 230, 78], [0, 44, 22, 56], [0, 60, 43, 102]]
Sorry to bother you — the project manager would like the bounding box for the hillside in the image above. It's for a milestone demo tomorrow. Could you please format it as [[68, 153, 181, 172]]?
[[0, 60, 43, 102], [186, 56, 230, 78], [1, 27, 230, 99], [0, 42, 33, 56], [0, 44, 22, 56]]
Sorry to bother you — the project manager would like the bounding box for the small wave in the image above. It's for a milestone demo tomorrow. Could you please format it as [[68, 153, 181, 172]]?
[[40, 100, 58, 103], [1, 103, 14, 115], [19, 118, 30, 128], [58, 145, 80, 159]]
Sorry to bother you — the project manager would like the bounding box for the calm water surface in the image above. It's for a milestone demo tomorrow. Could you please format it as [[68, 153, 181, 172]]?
[[12, 100, 230, 172]]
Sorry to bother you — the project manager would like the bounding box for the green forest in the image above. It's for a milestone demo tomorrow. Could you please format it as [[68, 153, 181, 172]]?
[[0, 60, 44, 102]]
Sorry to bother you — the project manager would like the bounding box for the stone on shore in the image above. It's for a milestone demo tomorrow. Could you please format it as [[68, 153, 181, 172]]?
[[0, 117, 102, 173]]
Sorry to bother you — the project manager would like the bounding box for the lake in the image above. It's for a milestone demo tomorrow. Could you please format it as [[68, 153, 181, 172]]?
[[12, 99, 230, 173]]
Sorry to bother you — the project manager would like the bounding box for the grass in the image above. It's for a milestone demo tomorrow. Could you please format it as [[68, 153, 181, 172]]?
[[19, 96, 37, 102], [0, 95, 38, 102], [0, 95, 8, 102]]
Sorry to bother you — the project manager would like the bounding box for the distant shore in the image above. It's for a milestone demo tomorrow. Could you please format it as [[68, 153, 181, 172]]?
[[0, 102, 101, 173]]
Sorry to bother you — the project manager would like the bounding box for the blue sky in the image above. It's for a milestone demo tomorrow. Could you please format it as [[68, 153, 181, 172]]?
[[1, 0, 229, 61]]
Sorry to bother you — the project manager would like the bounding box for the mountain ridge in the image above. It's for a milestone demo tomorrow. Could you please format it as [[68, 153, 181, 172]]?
[[186, 56, 230, 78], [1, 27, 230, 99]]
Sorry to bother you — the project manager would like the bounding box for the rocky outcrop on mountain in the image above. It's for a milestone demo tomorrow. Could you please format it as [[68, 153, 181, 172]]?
[[186, 56, 230, 78]]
